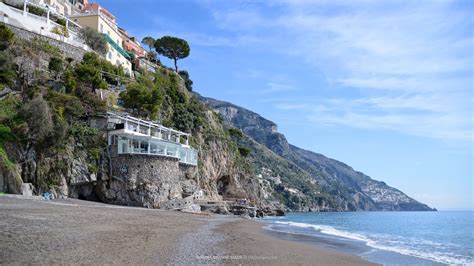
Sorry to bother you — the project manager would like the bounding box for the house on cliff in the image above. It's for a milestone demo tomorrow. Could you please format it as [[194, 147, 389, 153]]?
[[70, 2, 133, 75], [105, 112, 197, 166], [70, 112, 200, 208]]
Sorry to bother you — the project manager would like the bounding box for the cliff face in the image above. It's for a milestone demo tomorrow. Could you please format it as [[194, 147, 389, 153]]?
[[202, 97, 434, 211], [0, 25, 267, 211], [0, 24, 432, 213]]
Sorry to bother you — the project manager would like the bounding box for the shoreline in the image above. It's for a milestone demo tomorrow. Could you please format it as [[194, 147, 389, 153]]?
[[261, 216, 448, 266], [0, 196, 375, 265], [215, 218, 376, 265]]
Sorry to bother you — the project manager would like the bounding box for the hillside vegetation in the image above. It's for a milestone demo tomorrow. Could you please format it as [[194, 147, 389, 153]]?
[[0, 25, 434, 211]]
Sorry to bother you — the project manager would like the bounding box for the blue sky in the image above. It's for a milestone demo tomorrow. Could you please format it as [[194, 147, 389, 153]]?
[[98, 0, 473, 210]]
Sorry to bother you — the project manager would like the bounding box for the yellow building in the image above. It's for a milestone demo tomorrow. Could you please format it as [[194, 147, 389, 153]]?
[[70, 9, 132, 75]]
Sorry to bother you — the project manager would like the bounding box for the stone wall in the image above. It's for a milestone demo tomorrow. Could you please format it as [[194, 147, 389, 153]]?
[[2, 23, 87, 62], [95, 153, 199, 208]]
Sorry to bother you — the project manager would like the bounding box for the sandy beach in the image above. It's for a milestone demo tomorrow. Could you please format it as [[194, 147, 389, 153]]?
[[0, 196, 375, 265]]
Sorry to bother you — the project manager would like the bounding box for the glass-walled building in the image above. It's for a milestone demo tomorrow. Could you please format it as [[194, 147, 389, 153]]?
[[107, 112, 197, 166]]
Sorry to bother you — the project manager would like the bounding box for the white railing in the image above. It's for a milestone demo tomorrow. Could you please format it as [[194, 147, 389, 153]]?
[[117, 136, 197, 165], [0, 2, 89, 50]]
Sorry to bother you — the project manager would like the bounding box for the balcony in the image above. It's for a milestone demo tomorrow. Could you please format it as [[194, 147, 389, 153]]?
[[117, 136, 198, 166], [103, 33, 130, 60], [107, 112, 198, 166]]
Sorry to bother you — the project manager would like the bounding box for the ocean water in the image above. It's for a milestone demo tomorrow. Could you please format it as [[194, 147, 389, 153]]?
[[263, 212, 474, 265]]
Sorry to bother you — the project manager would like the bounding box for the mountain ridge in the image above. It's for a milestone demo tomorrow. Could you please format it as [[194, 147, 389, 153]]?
[[200, 95, 435, 212]]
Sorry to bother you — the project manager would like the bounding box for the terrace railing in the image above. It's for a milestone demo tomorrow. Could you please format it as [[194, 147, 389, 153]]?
[[117, 136, 197, 166]]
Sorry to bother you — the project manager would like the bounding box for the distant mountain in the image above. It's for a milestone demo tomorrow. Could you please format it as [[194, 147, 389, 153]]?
[[201, 96, 435, 211]]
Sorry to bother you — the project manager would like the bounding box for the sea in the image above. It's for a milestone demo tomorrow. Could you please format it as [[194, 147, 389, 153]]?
[[263, 211, 473, 265]]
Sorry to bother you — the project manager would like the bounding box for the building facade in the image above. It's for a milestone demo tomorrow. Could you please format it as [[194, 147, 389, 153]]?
[[118, 27, 145, 58], [70, 3, 132, 75], [106, 112, 198, 166]]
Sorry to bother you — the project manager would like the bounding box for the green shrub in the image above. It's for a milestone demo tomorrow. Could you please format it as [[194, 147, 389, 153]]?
[[55, 18, 66, 27], [178, 70, 193, 92], [31, 37, 61, 57], [48, 56, 64, 79], [50, 25, 69, 38], [79, 27, 107, 55], [45, 91, 85, 120], [27, 5, 47, 17], [64, 66, 77, 93], [238, 146, 251, 157], [120, 80, 163, 119], [0, 51, 17, 86], [228, 128, 243, 138], [0, 24, 14, 51]]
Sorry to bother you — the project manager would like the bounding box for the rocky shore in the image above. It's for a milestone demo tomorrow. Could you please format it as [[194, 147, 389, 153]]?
[[0, 196, 375, 265]]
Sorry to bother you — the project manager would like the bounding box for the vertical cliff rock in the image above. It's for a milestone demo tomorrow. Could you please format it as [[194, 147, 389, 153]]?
[[203, 96, 434, 211]]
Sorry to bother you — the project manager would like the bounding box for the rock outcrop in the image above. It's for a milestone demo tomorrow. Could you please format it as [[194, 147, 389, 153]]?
[[202, 96, 435, 212]]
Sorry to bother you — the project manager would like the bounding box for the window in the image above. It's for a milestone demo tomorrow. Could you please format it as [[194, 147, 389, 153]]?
[[140, 141, 149, 153], [132, 139, 140, 153], [108, 51, 112, 59], [100, 24, 103, 33], [150, 143, 158, 154]]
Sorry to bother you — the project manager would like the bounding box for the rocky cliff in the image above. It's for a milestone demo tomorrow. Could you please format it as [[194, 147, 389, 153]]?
[[202, 96, 435, 211], [0, 25, 268, 213], [0, 24, 433, 213]]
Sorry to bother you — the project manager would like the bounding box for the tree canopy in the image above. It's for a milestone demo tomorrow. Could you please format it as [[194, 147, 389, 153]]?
[[154, 36, 190, 72], [141, 36, 155, 52], [79, 27, 108, 56]]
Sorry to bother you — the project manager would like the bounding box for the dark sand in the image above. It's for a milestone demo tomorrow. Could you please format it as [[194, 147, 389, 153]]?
[[0, 196, 375, 265]]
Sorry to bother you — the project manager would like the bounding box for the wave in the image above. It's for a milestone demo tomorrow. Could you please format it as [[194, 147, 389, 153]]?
[[270, 221, 472, 265]]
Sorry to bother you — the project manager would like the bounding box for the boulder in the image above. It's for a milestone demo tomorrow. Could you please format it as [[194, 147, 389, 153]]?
[[21, 183, 34, 196], [180, 204, 201, 214], [201, 204, 231, 215], [229, 205, 257, 218]]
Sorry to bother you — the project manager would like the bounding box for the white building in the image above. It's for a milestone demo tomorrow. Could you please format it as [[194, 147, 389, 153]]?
[[106, 112, 198, 166]]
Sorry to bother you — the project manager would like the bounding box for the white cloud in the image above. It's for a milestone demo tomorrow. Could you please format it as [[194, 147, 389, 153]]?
[[199, 0, 473, 142], [261, 82, 296, 94], [274, 103, 308, 110]]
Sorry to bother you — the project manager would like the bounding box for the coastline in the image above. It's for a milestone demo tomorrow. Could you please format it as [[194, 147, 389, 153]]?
[[214, 218, 376, 265], [0, 196, 375, 265]]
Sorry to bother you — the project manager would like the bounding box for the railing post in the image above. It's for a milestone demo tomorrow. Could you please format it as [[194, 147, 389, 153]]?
[[46, 9, 50, 27], [23, 0, 28, 16]]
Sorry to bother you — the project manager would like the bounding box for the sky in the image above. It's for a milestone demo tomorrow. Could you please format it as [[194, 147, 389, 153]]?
[[98, 0, 473, 210]]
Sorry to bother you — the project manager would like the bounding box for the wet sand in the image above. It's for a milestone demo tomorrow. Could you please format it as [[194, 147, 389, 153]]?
[[0, 196, 375, 265]]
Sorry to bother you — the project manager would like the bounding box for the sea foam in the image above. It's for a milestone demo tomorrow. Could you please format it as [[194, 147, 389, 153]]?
[[270, 220, 472, 265]]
